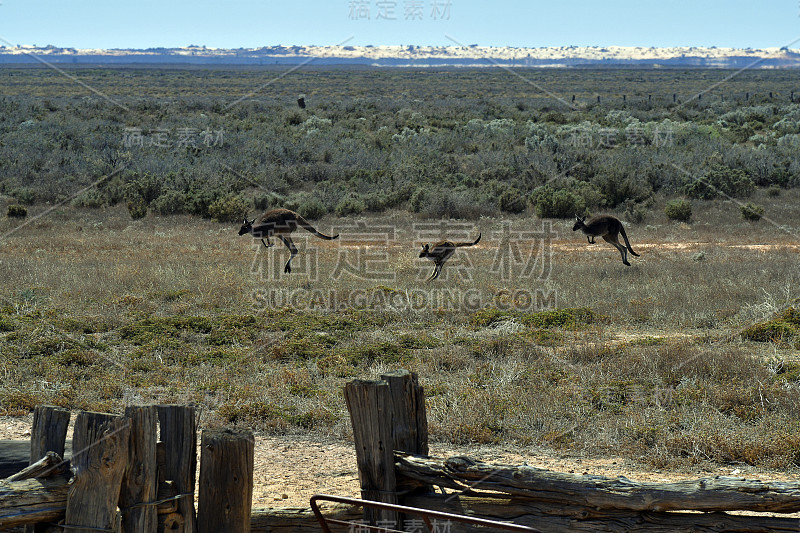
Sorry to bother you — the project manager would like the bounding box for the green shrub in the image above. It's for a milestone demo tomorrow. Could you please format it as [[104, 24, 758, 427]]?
[[684, 165, 754, 200], [623, 199, 647, 224], [254, 192, 284, 211], [335, 193, 366, 217], [208, 195, 250, 223], [530, 185, 585, 219], [296, 197, 327, 220], [127, 196, 148, 220], [184, 188, 219, 218], [742, 307, 800, 343], [71, 190, 105, 208], [664, 199, 692, 222], [498, 187, 527, 214], [740, 202, 764, 221], [151, 190, 186, 215], [6, 204, 27, 218], [10, 188, 36, 205], [408, 187, 426, 213], [767, 185, 781, 197]]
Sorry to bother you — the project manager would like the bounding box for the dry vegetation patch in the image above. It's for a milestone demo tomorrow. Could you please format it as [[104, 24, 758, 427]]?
[[1, 206, 799, 479]]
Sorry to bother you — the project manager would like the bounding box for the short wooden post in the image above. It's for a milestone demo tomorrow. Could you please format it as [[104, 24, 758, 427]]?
[[380, 370, 428, 457], [198, 428, 254, 533], [120, 406, 158, 533], [345, 380, 398, 527], [64, 411, 130, 533], [29, 405, 70, 466], [157, 405, 197, 533], [27, 406, 70, 533]]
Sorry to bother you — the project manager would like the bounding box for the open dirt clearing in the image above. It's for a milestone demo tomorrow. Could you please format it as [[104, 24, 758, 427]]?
[[2, 414, 799, 513]]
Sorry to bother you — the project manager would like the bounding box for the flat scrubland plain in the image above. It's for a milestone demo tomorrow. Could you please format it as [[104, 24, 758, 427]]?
[[1, 193, 799, 478], [2, 67, 800, 488]]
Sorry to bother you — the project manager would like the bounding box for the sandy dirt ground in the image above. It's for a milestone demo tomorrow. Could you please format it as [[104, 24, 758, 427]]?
[[3, 414, 799, 518]]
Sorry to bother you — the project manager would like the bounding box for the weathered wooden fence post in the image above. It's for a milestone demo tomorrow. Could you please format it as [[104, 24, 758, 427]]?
[[64, 411, 130, 533], [198, 428, 254, 533], [345, 379, 398, 527], [27, 405, 70, 533], [380, 370, 428, 457], [29, 406, 70, 466], [157, 404, 197, 533], [120, 405, 158, 533]]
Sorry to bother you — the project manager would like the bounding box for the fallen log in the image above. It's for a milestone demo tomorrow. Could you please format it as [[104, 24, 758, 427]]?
[[4, 451, 68, 483], [249, 505, 360, 533], [0, 474, 71, 529], [401, 492, 800, 533], [396, 453, 800, 513], [0, 440, 72, 479]]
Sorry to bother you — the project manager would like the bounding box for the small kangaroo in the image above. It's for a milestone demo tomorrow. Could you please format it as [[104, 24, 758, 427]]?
[[239, 208, 339, 273], [572, 215, 640, 266], [419, 234, 481, 281]]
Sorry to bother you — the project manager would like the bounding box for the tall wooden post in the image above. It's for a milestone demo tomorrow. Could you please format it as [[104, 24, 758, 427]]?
[[345, 379, 398, 527], [198, 428, 254, 533], [157, 405, 197, 533], [27, 406, 70, 533], [120, 406, 158, 533], [64, 412, 130, 533]]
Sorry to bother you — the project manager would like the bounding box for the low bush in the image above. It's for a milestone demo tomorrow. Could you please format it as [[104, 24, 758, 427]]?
[[6, 204, 27, 218], [664, 199, 692, 222], [208, 195, 251, 223], [740, 202, 764, 221]]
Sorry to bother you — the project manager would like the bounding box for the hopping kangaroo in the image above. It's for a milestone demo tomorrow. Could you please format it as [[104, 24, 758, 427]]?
[[572, 215, 640, 266], [239, 208, 339, 273], [419, 234, 481, 281]]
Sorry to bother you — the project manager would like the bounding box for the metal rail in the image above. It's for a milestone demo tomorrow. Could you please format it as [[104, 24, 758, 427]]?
[[310, 494, 542, 533]]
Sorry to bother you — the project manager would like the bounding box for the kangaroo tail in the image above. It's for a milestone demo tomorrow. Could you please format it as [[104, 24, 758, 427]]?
[[296, 215, 339, 240], [619, 225, 640, 257], [455, 233, 481, 247]]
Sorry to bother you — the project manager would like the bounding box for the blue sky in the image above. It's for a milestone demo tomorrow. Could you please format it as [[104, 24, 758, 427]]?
[[3, 1, 799, 49]]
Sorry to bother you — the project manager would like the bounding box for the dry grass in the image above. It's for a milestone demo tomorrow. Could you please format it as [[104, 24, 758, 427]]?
[[1, 196, 800, 472]]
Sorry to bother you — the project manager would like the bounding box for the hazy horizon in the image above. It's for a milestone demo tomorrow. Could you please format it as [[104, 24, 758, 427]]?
[[2, 1, 799, 50]]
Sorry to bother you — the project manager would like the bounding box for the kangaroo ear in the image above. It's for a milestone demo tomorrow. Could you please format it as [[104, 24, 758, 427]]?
[[249, 218, 255, 225]]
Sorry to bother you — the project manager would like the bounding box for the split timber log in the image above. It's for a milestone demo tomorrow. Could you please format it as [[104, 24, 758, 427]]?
[[395, 454, 800, 514], [0, 474, 71, 529], [5, 451, 68, 483], [0, 440, 72, 479], [400, 493, 800, 533], [249, 505, 361, 533]]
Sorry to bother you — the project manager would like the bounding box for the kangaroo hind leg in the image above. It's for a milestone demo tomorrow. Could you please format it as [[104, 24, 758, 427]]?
[[602, 234, 630, 266], [427, 262, 442, 281], [279, 235, 299, 273]]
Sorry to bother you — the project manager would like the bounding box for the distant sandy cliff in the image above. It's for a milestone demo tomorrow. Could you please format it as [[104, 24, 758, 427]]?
[[1, 45, 798, 67]]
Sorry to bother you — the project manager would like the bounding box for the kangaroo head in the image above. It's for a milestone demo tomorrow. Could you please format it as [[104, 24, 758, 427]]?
[[572, 215, 586, 232], [238, 218, 255, 236], [419, 244, 430, 258]]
